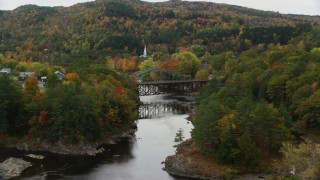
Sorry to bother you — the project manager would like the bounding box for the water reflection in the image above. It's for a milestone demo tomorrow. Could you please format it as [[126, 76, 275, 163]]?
[[139, 102, 192, 119]]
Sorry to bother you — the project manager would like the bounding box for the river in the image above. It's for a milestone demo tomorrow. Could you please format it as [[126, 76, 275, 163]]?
[[0, 94, 194, 180]]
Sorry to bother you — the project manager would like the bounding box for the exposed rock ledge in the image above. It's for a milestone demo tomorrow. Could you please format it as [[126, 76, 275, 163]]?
[[163, 139, 218, 179], [0, 158, 32, 180], [4, 129, 136, 156], [163, 139, 275, 180], [25, 154, 45, 159], [163, 154, 275, 180], [163, 155, 218, 180]]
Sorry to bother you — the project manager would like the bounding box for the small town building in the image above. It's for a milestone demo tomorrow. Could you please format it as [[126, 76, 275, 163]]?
[[55, 71, 65, 80], [19, 72, 35, 81], [41, 76, 47, 82], [0, 68, 11, 75]]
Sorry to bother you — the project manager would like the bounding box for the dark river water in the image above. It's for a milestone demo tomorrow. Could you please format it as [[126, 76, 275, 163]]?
[[0, 94, 194, 180]]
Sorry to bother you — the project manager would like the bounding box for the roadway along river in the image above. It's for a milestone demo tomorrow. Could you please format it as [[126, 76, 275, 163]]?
[[0, 94, 194, 180]]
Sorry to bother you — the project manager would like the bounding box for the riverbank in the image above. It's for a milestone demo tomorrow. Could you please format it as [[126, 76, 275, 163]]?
[[1, 94, 196, 179], [163, 139, 278, 180], [163, 139, 224, 180], [0, 128, 136, 156]]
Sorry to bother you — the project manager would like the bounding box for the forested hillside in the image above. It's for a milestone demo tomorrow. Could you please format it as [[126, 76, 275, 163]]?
[[0, 0, 320, 176], [0, 0, 319, 65]]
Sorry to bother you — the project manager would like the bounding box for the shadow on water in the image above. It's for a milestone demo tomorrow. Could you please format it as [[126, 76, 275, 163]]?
[[2, 94, 194, 180], [1, 138, 135, 179]]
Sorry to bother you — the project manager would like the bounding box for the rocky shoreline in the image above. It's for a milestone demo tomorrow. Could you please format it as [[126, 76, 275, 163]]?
[[1, 128, 136, 156], [0, 128, 136, 179], [0, 158, 32, 180], [163, 139, 217, 180], [163, 139, 276, 180], [0, 126, 136, 179], [163, 154, 217, 180], [163, 154, 274, 180]]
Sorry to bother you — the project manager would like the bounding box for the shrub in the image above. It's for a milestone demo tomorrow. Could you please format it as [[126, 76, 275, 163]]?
[[279, 143, 320, 179]]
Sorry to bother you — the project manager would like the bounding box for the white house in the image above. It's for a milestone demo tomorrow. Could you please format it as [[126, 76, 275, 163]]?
[[0, 68, 11, 75]]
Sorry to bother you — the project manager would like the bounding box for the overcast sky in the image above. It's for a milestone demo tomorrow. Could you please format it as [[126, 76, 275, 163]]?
[[0, 0, 319, 16]]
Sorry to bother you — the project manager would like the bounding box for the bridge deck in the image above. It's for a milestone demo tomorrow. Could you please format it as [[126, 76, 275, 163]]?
[[139, 79, 209, 85], [137, 79, 210, 96]]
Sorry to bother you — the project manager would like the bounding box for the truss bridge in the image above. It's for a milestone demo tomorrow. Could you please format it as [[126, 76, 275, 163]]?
[[138, 80, 209, 96], [132, 68, 209, 96]]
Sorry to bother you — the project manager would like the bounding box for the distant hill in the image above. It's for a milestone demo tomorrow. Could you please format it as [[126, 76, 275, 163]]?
[[0, 0, 319, 64]]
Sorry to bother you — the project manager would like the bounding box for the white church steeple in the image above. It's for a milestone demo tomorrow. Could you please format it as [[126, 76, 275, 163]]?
[[141, 45, 147, 58]]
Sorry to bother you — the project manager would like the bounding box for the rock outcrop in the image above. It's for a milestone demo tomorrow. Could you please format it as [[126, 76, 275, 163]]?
[[0, 158, 32, 180], [163, 155, 216, 180], [26, 154, 45, 160], [163, 139, 223, 179], [5, 129, 136, 156]]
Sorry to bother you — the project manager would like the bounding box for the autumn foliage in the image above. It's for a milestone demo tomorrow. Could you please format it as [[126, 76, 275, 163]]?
[[65, 72, 80, 81], [114, 86, 125, 95], [38, 111, 48, 125], [160, 59, 180, 70], [24, 76, 39, 101]]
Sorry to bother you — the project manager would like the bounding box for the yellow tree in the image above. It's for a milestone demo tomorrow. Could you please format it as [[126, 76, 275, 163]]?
[[24, 76, 39, 101], [172, 51, 201, 77], [65, 72, 80, 81]]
